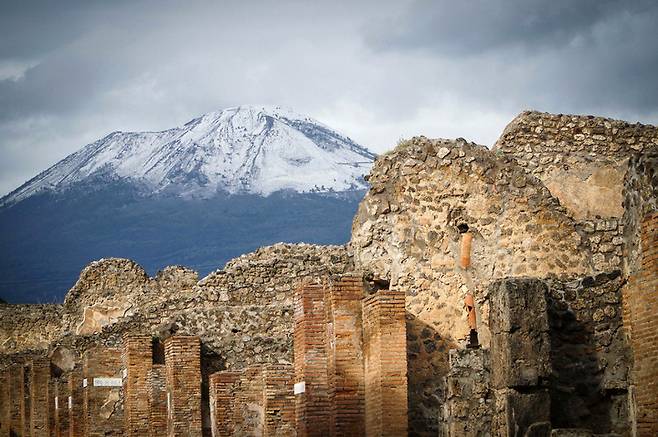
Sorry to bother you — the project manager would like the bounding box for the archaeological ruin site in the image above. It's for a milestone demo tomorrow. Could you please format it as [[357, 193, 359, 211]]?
[[0, 110, 657, 437]]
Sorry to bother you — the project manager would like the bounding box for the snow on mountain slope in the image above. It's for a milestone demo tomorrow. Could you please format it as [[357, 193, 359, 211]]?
[[1, 105, 376, 206]]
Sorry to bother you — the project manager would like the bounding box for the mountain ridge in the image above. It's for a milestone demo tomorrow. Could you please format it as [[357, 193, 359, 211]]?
[[1, 105, 376, 207]]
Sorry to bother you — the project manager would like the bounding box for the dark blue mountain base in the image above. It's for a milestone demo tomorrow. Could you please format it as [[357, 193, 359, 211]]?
[[0, 181, 364, 303]]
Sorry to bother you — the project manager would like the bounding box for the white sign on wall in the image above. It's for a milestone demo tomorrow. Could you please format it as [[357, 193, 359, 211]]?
[[55, 397, 59, 409], [93, 377, 123, 387], [294, 381, 306, 395], [82, 378, 88, 388], [68, 396, 72, 409], [122, 369, 128, 379]]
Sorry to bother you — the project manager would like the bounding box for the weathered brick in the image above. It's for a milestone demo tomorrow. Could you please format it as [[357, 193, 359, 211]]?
[[164, 336, 202, 437], [67, 365, 84, 437], [147, 365, 166, 437], [29, 356, 50, 437], [294, 283, 331, 436], [362, 290, 407, 437], [82, 347, 123, 437], [122, 335, 152, 436], [209, 371, 240, 437], [263, 363, 295, 436]]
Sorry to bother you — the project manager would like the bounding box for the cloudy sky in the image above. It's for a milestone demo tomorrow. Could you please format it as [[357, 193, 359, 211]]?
[[1, 0, 657, 196]]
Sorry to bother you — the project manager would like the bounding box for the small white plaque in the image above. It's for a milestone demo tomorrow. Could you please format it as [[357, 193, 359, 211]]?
[[93, 377, 123, 387], [122, 368, 128, 379], [55, 397, 59, 409], [82, 378, 88, 388], [294, 381, 306, 395], [68, 396, 72, 409]]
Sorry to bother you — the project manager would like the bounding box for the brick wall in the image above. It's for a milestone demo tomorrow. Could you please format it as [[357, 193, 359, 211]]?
[[326, 276, 365, 436], [209, 371, 240, 436], [67, 365, 84, 437], [9, 364, 25, 436], [148, 365, 167, 437], [1, 369, 8, 437], [29, 357, 50, 436], [82, 347, 124, 437], [263, 363, 295, 436], [625, 212, 658, 436], [122, 335, 152, 436], [232, 366, 264, 436], [53, 377, 71, 437], [294, 283, 331, 436], [362, 290, 407, 437], [164, 336, 202, 437]]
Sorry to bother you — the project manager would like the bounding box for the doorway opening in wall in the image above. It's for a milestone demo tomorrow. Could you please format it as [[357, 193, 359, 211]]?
[[152, 337, 165, 365]]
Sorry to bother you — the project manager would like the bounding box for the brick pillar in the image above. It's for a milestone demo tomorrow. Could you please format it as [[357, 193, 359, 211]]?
[[122, 335, 152, 436], [362, 290, 408, 437], [294, 283, 331, 436], [232, 366, 264, 436], [1, 369, 9, 437], [164, 336, 202, 437], [29, 357, 50, 436], [626, 212, 658, 436], [67, 366, 84, 437], [326, 276, 365, 436], [54, 378, 71, 437], [209, 371, 240, 437], [82, 347, 124, 437], [263, 364, 295, 437], [23, 362, 31, 437], [9, 364, 25, 437], [148, 365, 167, 437], [489, 278, 551, 436]]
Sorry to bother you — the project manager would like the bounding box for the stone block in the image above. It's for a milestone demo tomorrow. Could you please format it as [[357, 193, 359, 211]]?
[[490, 279, 550, 389], [493, 388, 551, 437]]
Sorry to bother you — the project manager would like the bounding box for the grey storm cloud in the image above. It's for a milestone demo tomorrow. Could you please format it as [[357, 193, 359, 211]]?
[[0, 0, 657, 195]]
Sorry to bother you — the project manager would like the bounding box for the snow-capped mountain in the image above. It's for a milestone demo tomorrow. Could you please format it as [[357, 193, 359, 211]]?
[[1, 105, 375, 206], [0, 106, 376, 303]]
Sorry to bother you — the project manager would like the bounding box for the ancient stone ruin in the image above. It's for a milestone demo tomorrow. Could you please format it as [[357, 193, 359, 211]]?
[[0, 110, 656, 436]]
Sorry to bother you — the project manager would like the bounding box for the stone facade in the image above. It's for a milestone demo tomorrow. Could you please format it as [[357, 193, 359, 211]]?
[[1, 110, 657, 436]]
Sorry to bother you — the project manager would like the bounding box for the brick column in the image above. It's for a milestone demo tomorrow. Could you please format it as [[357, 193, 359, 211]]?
[[122, 335, 152, 436], [362, 290, 408, 437], [67, 365, 84, 437], [209, 371, 240, 437], [82, 347, 124, 437], [264, 364, 295, 436], [1, 369, 9, 437], [9, 364, 25, 437], [148, 365, 167, 437], [294, 283, 331, 436], [29, 357, 50, 437], [232, 366, 264, 435], [23, 362, 31, 437], [626, 212, 658, 436], [326, 276, 365, 436], [53, 378, 71, 437], [164, 336, 202, 437], [489, 278, 551, 436]]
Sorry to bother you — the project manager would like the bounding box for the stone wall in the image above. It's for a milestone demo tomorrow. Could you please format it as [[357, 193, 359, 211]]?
[[350, 136, 594, 435], [0, 304, 63, 354], [494, 111, 658, 220], [164, 336, 202, 437], [82, 347, 123, 437]]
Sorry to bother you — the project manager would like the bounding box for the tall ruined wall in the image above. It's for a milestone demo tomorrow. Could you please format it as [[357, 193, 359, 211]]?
[[0, 304, 64, 353], [494, 111, 658, 220], [350, 136, 601, 435], [0, 243, 351, 370]]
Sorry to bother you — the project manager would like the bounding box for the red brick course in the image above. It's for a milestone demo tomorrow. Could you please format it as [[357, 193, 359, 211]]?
[[122, 335, 152, 436], [294, 283, 331, 436], [148, 365, 167, 437], [9, 364, 25, 437], [29, 357, 50, 437], [625, 212, 658, 436], [82, 347, 123, 437], [67, 365, 84, 437], [325, 276, 365, 436], [164, 336, 202, 437], [53, 378, 71, 437], [362, 290, 408, 437], [263, 363, 295, 436], [209, 371, 240, 436], [0, 369, 9, 437]]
